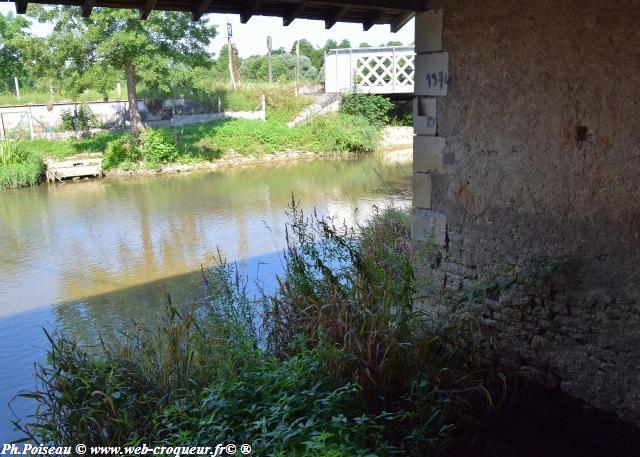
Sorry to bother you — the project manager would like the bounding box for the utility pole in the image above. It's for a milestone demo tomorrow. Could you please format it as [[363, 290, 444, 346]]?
[[14, 77, 20, 101], [227, 22, 237, 90], [267, 36, 273, 83], [295, 40, 300, 96]]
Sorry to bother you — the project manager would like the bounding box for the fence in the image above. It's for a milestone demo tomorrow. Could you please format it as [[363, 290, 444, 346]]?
[[324, 46, 415, 94]]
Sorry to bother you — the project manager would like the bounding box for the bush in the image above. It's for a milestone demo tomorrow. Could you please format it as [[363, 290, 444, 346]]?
[[17, 206, 502, 453], [60, 104, 100, 131], [139, 128, 178, 165], [340, 94, 393, 126], [308, 113, 379, 153], [0, 141, 44, 189], [102, 134, 140, 170]]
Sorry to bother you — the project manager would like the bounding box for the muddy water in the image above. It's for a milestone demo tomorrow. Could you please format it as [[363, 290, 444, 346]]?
[[0, 150, 411, 441]]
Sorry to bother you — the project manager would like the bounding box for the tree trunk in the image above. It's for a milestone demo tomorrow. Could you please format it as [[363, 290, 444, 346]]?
[[125, 63, 144, 135]]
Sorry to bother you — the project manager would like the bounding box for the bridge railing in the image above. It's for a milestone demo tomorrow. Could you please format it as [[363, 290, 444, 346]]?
[[325, 46, 415, 94]]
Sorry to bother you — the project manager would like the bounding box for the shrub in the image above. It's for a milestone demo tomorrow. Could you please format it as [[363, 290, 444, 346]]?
[[60, 104, 100, 131], [102, 134, 140, 170], [139, 128, 178, 165], [17, 206, 502, 453], [340, 94, 393, 126], [308, 113, 378, 153], [0, 141, 45, 189]]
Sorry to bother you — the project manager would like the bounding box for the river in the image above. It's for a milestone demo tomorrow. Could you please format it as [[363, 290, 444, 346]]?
[[0, 150, 411, 441]]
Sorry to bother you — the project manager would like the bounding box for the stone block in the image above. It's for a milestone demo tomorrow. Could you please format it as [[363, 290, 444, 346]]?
[[415, 9, 443, 54], [414, 135, 445, 173], [412, 172, 432, 209], [412, 208, 447, 245], [415, 53, 449, 96], [413, 97, 437, 135]]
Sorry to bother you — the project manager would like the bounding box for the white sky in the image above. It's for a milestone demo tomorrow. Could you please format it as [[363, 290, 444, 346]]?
[[0, 4, 415, 58]]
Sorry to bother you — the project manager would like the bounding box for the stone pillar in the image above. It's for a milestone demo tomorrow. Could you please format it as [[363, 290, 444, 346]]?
[[411, 10, 448, 247]]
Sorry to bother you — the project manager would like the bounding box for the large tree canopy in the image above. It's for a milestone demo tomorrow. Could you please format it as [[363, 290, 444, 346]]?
[[0, 11, 30, 87], [23, 6, 216, 134]]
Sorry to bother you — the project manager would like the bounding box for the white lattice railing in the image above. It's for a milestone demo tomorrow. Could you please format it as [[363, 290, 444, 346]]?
[[324, 46, 415, 94]]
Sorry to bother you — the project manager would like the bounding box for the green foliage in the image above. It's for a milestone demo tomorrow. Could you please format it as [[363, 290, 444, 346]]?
[[20, 6, 216, 116], [139, 128, 178, 165], [18, 207, 502, 453], [60, 104, 99, 131], [0, 140, 44, 189], [0, 12, 31, 85], [308, 114, 378, 153], [102, 134, 140, 169], [340, 94, 394, 127]]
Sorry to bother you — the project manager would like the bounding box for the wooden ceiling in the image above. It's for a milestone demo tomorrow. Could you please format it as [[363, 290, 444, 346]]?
[[4, 0, 423, 31]]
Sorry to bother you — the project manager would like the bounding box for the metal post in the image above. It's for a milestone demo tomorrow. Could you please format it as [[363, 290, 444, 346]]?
[[228, 37, 237, 90], [27, 110, 34, 139], [392, 48, 397, 93], [14, 77, 20, 101], [295, 40, 300, 96], [267, 36, 273, 84], [0, 113, 5, 140], [261, 95, 266, 121]]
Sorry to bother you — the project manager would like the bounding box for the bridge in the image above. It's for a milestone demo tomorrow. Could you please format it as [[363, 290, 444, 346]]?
[[324, 46, 415, 95]]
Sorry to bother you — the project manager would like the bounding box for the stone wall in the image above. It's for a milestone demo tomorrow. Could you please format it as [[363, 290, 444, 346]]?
[[412, 0, 640, 426]]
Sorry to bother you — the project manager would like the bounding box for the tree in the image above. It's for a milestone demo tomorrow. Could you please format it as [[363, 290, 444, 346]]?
[[322, 39, 339, 52], [338, 39, 351, 49], [359, 42, 371, 48], [0, 12, 31, 88], [27, 6, 216, 135], [386, 40, 403, 46], [290, 39, 323, 70]]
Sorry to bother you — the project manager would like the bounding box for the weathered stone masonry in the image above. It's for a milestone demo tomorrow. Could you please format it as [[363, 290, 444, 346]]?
[[412, 0, 640, 426]]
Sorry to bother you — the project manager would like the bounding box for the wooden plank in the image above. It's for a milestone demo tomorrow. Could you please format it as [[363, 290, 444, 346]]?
[[325, 6, 349, 29], [240, 0, 264, 23], [363, 10, 383, 31], [191, 0, 212, 20], [391, 11, 414, 32], [282, 2, 306, 26], [50, 165, 102, 179], [81, 0, 95, 17], [139, 0, 157, 19], [15, 0, 28, 14]]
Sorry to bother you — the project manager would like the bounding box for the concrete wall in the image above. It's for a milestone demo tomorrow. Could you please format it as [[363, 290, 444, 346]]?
[[0, 98, 264, 139], [412, 1, 640, 426]]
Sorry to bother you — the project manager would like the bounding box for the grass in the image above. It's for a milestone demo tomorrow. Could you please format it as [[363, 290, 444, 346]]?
[[0, 81, 310, 112], [25, 112, 379, 170], [0, 140, 45, 189], [16, 206, 505, 454]]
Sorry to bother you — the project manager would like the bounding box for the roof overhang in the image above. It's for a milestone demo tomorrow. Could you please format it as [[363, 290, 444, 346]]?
[[3, 0, 423, 31]]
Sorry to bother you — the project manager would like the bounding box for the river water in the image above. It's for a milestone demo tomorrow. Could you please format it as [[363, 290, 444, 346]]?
[[0, 150, 411, 441]]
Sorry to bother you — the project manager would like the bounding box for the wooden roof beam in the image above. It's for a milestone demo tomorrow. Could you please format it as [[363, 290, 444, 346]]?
[[15, 0, 28, 14], [325, 6, 349, 29], [282, 2, 305, 26], [192, 0, 213, 20], [240, 0, 264, 23], [362, 10, 383, 31], [139, 0, 157, 19], [81, 0, 95, 17], [390, 11, 414, 32]]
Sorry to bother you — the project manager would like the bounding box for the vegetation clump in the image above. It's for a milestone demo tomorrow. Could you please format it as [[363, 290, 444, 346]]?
[[17, 206, 503, 455], [139, 128, 179, 166], [60, 104, 100, 132], [102, 134, 140, 170], [340, 94, 394, 127], [0, 140, 44, 189]]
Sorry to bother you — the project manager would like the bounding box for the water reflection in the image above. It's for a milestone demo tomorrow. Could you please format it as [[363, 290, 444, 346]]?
[[0, 149, 411, 440]]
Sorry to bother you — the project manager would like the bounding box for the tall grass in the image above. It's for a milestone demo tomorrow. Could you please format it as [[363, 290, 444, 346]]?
[[0, 140, 45, 189], [16, 206, 504, 453]]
